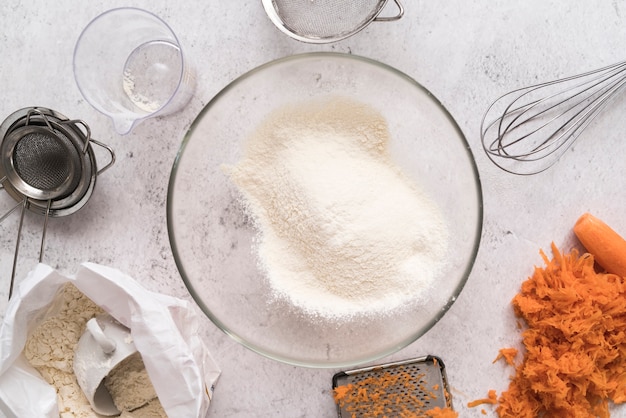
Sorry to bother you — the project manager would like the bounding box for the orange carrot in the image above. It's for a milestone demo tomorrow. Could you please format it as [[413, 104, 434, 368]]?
[[468, 390, 498, 408], [496, 243, 626, 418], [333, 370, 451, 417], [574, 212, 626, 277], [333, 383, 353, 402], [425, 406, 459, 418], [492, 348, 517, 367]]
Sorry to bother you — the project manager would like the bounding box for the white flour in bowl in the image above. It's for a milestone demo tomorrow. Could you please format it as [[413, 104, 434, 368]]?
[[225, 97, 449, 319]]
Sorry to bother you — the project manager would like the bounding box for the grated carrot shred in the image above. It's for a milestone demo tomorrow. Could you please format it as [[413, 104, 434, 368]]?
[[496, 243, 626, 418], [467, 389, 498, 408], [493, 348, 518, 367], [332, 368, 458, 417], [425, 406, 459, 417]]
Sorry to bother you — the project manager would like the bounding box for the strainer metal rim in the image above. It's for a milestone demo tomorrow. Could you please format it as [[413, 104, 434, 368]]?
[[261, 0, 404, 44], [0, 107, 109, 218], [0, 125, 81, 201], [34, 118, 96, 216]]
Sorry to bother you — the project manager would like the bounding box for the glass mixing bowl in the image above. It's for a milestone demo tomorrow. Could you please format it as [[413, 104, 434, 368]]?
[[167, 53, 483, 368]]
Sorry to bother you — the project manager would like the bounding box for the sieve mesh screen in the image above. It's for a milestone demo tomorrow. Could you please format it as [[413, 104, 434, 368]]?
[[12, 130, 77, 192], [270, 0, 386, 40]]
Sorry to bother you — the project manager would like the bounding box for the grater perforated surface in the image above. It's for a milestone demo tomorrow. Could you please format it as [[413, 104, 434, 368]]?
[[333, 356, 451, 417]]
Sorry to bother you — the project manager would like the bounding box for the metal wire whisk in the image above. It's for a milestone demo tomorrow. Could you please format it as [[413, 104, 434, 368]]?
[[480, 60, 626, 175]]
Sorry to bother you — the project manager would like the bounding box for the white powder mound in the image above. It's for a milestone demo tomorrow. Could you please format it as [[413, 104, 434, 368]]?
[[105, 352, 161, 413], [23, 283, 105, 418], [225, 97, 450, 318]]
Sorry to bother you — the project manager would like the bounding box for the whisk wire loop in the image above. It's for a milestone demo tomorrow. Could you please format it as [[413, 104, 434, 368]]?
[[481, 60, 626, 175]]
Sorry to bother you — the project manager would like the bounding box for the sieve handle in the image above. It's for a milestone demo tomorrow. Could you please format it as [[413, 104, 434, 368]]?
[[374, 0, 404, 22], [91, 139, 116, 175], [58, 119, 116, 175]]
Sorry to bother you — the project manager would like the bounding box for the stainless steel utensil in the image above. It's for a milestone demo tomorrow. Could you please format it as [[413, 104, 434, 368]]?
[[262, 0, 404, 43], [0, 107, 115, 298], [332, 356, 452, 416], [481, 60, 626, 175]]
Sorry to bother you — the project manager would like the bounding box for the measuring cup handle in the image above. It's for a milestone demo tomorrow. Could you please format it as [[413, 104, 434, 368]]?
[[86, 318, 117, 354]]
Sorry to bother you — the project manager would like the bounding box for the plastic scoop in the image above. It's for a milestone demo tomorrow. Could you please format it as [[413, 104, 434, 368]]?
[[73, 314, 138, 416]]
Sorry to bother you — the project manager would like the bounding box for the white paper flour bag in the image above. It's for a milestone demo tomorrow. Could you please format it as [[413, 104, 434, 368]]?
[[0, 263, 220, 418]]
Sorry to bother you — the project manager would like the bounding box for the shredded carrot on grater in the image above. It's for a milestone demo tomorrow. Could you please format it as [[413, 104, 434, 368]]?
[[425, 406, 459, 417], [333, 366, 457, 417], [494, 243, 626, 418]]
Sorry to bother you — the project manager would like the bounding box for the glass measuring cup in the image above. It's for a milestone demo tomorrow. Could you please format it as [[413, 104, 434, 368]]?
[[73, 7, 196, 135]]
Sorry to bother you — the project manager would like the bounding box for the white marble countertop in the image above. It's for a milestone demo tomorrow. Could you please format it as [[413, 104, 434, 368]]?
[[1, 1, 626, 417]]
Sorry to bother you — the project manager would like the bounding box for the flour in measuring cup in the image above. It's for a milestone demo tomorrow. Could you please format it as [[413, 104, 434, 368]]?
[[123, 70, 162, 113], [225, 97, 450, 319], [105, 352, 161, 413]]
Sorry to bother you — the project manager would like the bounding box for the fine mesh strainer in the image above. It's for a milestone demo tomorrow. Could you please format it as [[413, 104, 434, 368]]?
[[332, 356, 453, 417], [4, 125, 82, 202], [262, 0, 404, 43], [0, 107, 115, 298]]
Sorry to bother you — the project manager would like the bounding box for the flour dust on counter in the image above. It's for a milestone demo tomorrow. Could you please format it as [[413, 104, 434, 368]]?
[[225, 97, 450, 319]]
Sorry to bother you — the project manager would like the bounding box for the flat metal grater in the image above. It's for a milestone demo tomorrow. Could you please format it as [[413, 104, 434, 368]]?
[[332, 355, 452, 417]]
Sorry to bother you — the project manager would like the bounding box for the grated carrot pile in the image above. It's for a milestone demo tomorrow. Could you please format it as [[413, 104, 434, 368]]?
[[496, 243, 626, 418], [333, 368, 458, 417]]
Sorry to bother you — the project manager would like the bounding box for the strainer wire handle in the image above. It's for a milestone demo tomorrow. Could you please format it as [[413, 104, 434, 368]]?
[[3, 197, 52, 300], [1, 175, 53, 299], [7, 198, 26, 300], [374, 0, 404, 22], [0, 194, 23, 224], [58, 119, 116, 174], [60, 119, 92, 154], [91, 139, 116, 175], [39, 200, 52, 263], [25, 108, 54, 130]]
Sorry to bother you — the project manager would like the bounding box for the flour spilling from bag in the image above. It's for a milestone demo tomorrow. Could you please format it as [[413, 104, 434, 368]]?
[[23, 283, 165, 417], [0, 263, 220, 418], [224, 97, 450, 319]]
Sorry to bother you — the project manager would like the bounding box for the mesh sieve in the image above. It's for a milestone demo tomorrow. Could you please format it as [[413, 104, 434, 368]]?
[[0, 107, 116, 299], [332, 356, 452, 416], [12, 129, 80, 196], [262, 0, 404, 43]]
